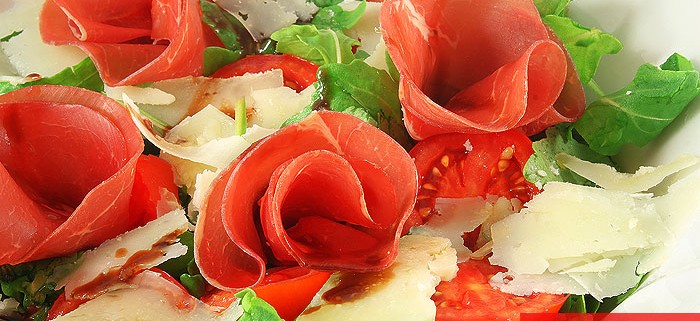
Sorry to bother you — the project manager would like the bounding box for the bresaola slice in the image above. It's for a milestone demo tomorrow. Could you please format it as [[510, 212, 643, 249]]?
[[195, 111, 418, 290], [0, 85, 143, 265], [40, 0, 205, 86], [381, 0, 585, 139]]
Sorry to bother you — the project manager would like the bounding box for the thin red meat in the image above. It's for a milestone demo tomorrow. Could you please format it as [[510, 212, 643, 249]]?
[[40, 0, 205, 86], [0, 85, 143, 264], [381, 0, 585, 139], [195, 111, 418, 290]]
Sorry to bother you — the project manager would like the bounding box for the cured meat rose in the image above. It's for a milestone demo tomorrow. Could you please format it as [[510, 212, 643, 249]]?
[[381, 0, 585, 139], [195, 111, 418, 290], [0, 85, 144, 265], [40, 0, 205, 86]]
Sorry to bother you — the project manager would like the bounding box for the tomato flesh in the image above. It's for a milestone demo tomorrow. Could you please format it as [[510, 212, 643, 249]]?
[[409, 131, 538, 224], [212, 54, 319, 92], [129, 155, 179, 226], [433, 259, 567, 321], [201, 266, 330, 320]]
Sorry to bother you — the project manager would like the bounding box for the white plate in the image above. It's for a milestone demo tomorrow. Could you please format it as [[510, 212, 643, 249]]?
[[570, 0, 700, 312]]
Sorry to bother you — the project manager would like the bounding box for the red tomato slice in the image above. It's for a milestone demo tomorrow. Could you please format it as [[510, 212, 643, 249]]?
[[433, 259, 567, 321], [129, 155, 179, 225], [408, 131, 537, 226], [202, 266, 330, 320], [211, 54, 319, 92]]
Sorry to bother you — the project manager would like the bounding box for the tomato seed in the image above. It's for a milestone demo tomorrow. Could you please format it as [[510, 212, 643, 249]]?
[[497, 160, 510, 172], [500, 146, 514, 160], [432, 167, 442, 177], [440, 155, 450, 167], [422, 183, 438, 191]]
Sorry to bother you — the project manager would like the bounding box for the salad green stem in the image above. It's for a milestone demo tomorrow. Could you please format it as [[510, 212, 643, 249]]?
[[587, 79, 607, 98], [235, 98, 247, 136]]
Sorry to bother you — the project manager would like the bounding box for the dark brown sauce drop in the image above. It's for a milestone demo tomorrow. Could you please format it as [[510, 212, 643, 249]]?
[[321, 268, 394, 305]]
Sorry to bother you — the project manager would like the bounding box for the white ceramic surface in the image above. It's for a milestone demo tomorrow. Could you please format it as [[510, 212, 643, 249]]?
[[570, 0, 700, 312]]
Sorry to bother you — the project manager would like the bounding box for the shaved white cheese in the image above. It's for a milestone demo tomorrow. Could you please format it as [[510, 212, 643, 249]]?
[[410, 196, 518, 262], [489, 155, 700, 300], [557, 153, 699, 193], [0, 0, 86, 77], [250, 85, 315, 129], [341, 1, 383, 54], [364, 39, 389, 72], [105, 86, 176, 106], [55, 270, 244, 321], [214, 0, 318, 41], [490, 182, 669, 275], [298, 235, 457, 321], [112, 71, 284, 126], [60, 209, 189, 299]]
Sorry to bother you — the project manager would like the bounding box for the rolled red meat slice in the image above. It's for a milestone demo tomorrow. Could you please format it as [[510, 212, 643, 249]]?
[[195, 111, 418, 290], [40, 0, 205, 86], [381, 0, 585, 139], [0, 85, 143, 265]]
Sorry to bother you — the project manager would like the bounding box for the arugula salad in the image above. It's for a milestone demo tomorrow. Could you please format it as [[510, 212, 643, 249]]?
[[1, 0, 699, 320]]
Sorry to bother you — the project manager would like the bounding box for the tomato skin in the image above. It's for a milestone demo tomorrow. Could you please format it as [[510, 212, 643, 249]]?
[[212, 54, 319, 92], [433, 259, 568, 321], [409, 131, 537, 225], [129, 155, 179, 226], [202, 267, 330, 320]]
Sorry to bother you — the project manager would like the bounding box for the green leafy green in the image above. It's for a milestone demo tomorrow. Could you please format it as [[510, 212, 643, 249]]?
[[271, 24, 359, 66], [203, 46, 243, 76], [0, 57, 104, 94], [235, 289, 283, 321], [543, 15, 623, 84], [0, 253, 81, 320], [533, 0, 570, 17], [524, 126, 614, 187], [574, 53, 700, 155], [1, 30, 23, 42], [200, 0, 256, 54], [290, 60, 412, 148], [313, 0, 343, 6], [179, 274, 206, 299], [156, 231, 209, 298], [312, 1, 367, 31]]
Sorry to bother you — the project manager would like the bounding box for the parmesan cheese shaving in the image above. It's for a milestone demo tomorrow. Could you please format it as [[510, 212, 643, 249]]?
[[557, 153, 699, 193], [298, 235, 457, 321], [214, 0, 318, 41], [489, 155, 700, 300], [60, 209, 189, 299]]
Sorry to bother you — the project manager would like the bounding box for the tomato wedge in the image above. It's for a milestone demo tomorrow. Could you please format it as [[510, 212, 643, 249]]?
[[211, 54, 319, 92], [202, 267, 330, 321], [409, 131, 537, 226], [129, 155, 179, 226], [433, 259, 567, 321]]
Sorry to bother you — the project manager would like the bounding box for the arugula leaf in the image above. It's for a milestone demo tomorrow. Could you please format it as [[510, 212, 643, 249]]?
[[524, 126, 614, 187], [0, 57, 104, 95], [543, 15, 623, 84], [235, 289, 283, 321], [1, 30, 23, 42], [574, 53, 700, 155], [313, 0, 343, 6], [319, 60, 412, 148], [270, 24, 359, 66], [312, 1, 367, 31], [203, 46, 243, 76], [533, 0, 570, 17], [200, 0, 256, 54], [0, 253, 81, 319]]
